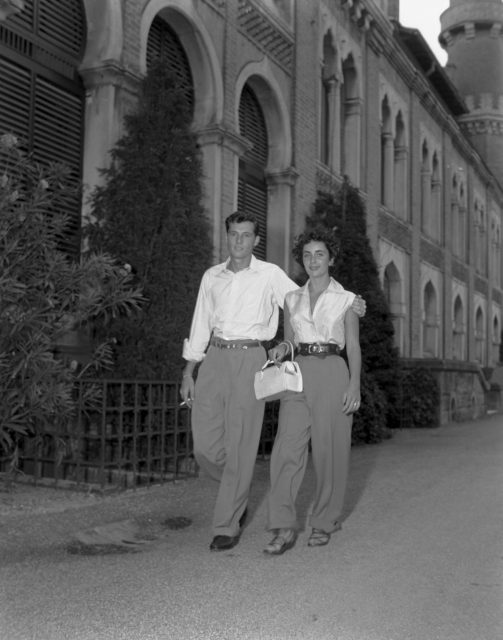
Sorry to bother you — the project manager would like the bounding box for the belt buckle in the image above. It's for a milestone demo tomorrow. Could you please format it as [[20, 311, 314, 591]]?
[[309, 343, 321, 354]]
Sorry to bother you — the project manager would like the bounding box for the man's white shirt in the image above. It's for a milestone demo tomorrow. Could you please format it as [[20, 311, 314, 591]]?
[[183, 256, 297, 362]]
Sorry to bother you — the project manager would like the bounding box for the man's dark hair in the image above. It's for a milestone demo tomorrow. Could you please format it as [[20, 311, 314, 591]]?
[[225, 211, 260, 236], [292, 226, 340, 267]]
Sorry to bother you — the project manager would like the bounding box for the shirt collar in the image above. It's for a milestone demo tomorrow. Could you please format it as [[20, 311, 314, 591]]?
[[301, 277, 345, 294], [222, 254, 260, 273]]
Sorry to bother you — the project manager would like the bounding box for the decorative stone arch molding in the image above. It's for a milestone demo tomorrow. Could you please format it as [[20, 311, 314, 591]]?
[[235, 60, 295, 269], [379, 239, 408, 354], [139, 0, 224, 128], [451, 279, 468, 360], [420, 263, 443, 357], [474, 295, 487, 364], [379, 77, 409, 141], [491, 303, 501, 365]]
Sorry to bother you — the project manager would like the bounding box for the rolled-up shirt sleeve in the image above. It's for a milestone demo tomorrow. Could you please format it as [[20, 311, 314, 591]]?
[[182, 271, 213, 362]]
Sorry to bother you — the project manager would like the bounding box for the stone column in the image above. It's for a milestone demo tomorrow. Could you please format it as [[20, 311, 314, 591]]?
[[265, 168, 299, 271], [79, 64, 141, 222], [344, 97, 362, 185], [197, 124, 252, 261]]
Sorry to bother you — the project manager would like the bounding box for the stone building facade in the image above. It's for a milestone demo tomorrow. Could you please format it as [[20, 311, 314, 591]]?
[[1, 0, 502, 421]]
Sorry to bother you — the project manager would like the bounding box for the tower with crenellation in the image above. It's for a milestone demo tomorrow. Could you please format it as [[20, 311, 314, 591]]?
[[440, 0, 503, 185]]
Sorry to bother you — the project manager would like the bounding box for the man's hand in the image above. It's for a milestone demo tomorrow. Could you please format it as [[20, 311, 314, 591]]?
[[351, 295, 366, 318], [180, 374, 195, 408]]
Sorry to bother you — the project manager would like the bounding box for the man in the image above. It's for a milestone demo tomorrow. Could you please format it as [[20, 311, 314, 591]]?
[[180, 211, 365, 551]]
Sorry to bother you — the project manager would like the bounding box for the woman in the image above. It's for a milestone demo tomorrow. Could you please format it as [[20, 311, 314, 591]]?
[[264, 226, 361, 555]]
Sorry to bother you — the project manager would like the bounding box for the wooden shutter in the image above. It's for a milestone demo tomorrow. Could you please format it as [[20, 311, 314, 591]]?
[[238, 85, 268, 260], [0, 0, 85, 256], [146, 16, 194, 115]]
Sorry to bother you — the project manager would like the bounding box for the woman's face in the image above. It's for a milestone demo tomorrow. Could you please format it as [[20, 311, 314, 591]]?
[[302, 240, 334, 278]]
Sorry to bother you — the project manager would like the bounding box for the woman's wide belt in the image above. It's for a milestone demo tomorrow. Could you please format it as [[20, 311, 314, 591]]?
[[297, 343, 341, 356]]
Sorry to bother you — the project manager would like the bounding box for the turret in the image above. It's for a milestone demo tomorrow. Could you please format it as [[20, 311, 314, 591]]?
[[440, 0, 503, 183]]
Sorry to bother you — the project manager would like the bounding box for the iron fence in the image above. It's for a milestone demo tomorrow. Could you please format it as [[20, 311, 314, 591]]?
[[4, 378, 280, 491]]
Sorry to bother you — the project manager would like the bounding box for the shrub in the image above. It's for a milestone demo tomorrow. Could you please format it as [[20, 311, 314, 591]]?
[[352, 370, 391, 445], [0, 133, 144, 457], [397, 367, 439, 428]]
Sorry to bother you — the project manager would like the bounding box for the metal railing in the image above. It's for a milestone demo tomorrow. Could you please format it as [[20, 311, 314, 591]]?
[[5, 379, 280, 491]]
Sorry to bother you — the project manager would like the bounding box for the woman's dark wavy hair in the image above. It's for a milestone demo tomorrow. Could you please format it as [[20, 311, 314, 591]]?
[[292, 226, 340, 268]]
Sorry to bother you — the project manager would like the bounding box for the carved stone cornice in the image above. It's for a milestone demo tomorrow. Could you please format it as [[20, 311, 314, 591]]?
[[459, 117, 503, 136], [265, 167, 299, 187], [198, 124, 253, 157], [79, 62, 142, 94]]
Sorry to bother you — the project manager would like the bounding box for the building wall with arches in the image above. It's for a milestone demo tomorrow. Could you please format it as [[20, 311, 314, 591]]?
[[2, 0, 503, 414]]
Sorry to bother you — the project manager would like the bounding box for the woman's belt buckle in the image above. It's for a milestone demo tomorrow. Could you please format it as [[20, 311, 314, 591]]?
[[307, 343, 323, 355]]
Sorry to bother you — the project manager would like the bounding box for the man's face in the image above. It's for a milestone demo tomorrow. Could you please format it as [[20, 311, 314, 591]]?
[[226, 221, 260, 261]]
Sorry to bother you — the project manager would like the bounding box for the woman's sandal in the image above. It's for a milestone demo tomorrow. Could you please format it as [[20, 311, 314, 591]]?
[[263, 529, 297, 556], [307, 528, 331, 547]]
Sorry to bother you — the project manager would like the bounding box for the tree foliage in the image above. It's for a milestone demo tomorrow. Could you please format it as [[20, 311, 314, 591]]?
[[0, 133, 144, 456], [307, 178, 401, 430], [87, 60, 212, 379]]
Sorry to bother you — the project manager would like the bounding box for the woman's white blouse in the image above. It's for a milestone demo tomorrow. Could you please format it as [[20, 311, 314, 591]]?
[[286, 278, 356, 349]]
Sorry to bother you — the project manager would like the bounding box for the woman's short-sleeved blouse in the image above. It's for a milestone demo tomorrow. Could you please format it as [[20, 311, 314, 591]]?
[[285, 278, 355, 348]]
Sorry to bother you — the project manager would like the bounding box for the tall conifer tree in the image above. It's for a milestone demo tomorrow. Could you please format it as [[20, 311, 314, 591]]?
[[88, 60, 212, 378], [308, 178, 401, 429]]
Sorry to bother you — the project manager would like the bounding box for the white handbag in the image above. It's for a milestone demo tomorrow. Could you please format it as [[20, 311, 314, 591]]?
[[254, 341, 303, 401]]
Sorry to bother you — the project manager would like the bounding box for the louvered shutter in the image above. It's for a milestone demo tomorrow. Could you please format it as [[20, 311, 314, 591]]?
[[146, 17, 194, 115], [0, 0, 85, 256], [238, 85, 268, 260]]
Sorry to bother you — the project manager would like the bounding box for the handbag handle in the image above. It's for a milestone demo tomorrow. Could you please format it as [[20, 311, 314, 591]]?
[[261, 340, 295, 371], [280, 340, 295, 362]]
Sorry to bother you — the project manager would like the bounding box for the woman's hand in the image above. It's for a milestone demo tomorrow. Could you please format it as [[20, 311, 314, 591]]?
[[342, 385, 361, 415], [268, 341, 290, 364], [351, 295, 366, 318]]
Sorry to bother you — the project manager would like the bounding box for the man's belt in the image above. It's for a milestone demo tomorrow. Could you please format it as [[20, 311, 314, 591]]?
[[210, 337, 263, 349], [297, 343, 341, 356]]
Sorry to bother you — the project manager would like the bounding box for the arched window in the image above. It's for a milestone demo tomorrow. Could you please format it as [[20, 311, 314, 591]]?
[[431, 152, 441, 242], [474, 204, 487, 275], [0, 0, 86, 255], [423, 281, 438, 357], [420, 141, 431, 235], [492, 315, 501, 365], [475, 307, 485, 363], [320, 31, 338, 168], [452, 296, 465, 360], [393, 112, 407, 219], [384, 262, 404, 353], [341, 54, 360, 185], [380, 96, 392, 207], [146, 16, 194, 115], [238, 84, 268, 260], [492, 219, 501, 287]]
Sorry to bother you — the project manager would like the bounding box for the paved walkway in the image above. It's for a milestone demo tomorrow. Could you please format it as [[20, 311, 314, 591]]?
[[0, 414, 502, 640]]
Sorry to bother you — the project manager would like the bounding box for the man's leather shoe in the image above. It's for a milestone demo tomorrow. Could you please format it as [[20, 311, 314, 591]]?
[[209, 535, 240, 551]]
